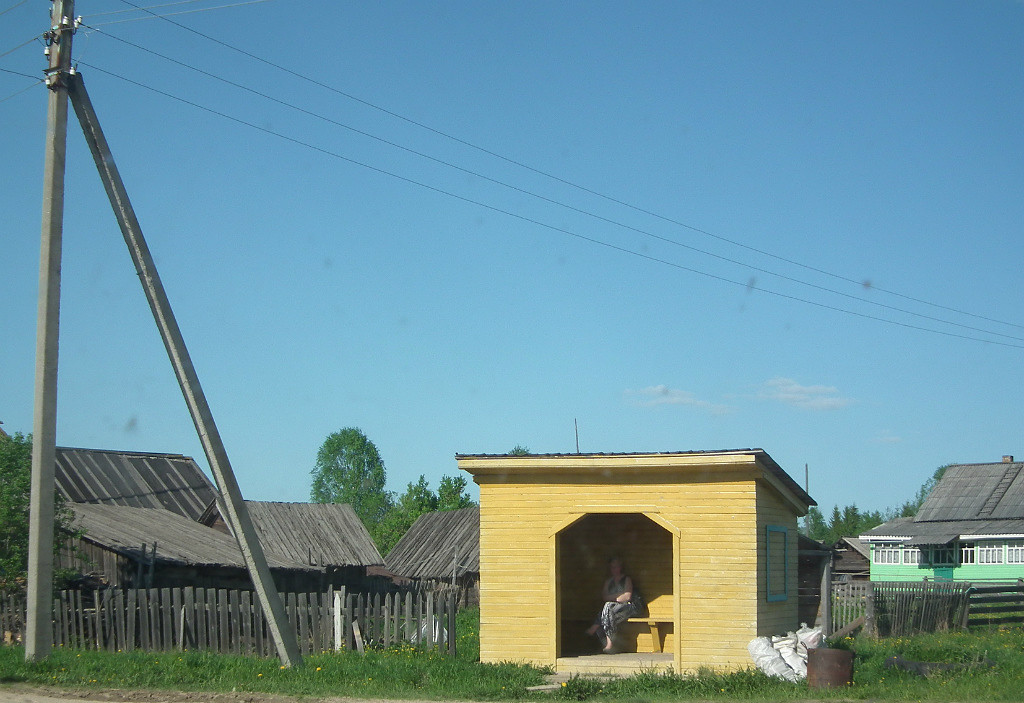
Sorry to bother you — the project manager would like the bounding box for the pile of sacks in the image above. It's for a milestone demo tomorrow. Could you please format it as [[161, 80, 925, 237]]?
[[747, 624, 823, 682]]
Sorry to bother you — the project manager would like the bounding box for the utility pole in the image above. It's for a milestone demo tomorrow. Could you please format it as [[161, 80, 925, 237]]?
[[26, 0, 75, 663], [68, 74, 302, 667]]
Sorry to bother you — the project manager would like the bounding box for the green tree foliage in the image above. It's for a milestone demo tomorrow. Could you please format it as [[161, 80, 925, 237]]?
[[802, 464, 953, 543], [374, 474, 476, 556], [310, 428, 393, 527], [0, 431, 78, 594], [508, 445, 531, 455], [310, 428, 477, 556], [802, 503, 886, 545], [437, 474, 474, 511]]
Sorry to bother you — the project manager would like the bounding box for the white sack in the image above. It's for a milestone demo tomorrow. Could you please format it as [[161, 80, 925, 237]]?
[[748, 636, 800, 682]]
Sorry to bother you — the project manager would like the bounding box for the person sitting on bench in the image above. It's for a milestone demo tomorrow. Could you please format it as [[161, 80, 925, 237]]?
[[585, 557, 642, 653]]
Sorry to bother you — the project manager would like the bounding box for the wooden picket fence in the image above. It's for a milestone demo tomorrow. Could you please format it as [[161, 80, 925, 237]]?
[[871, 580, 971, 636], [831, 580, 974, 637], [0, 586, 457, 656], [830, 580, 870, 634]]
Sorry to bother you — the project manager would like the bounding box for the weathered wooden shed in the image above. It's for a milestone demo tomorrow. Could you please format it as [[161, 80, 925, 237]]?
[[385, 506, 480, 605], [200, 501, 385, 590], [457, 450, 814, 675], [61, 503, 319, 591]]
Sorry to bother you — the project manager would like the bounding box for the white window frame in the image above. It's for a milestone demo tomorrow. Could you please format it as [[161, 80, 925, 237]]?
[[903, 547, 921, 565], [977, 542, 1004, 564], [1007, 541, 1024, 564], [873, 543, 902, 565], [961, 542, 976, 564]]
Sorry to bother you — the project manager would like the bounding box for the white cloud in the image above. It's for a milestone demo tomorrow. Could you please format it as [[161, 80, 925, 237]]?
[[758, 377, 851, 411], [873, 430, 902, 444], [626, 385, 731, 415]]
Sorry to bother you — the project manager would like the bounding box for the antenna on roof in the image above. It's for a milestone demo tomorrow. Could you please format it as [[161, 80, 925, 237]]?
[[574, 419, 580, 454]]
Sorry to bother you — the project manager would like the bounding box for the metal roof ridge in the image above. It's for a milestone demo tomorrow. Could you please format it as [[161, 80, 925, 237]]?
[[57, 445, 192, 460]]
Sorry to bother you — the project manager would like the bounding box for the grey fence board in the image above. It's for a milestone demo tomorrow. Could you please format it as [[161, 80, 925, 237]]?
[[1, 586, 457, 656]]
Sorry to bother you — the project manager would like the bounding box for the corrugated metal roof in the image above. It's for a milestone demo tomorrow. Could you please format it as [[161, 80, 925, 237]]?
[[70, 503, 312, 570], [244, 501, 383, 568], [916, 461, 1024, 522], [56, 447, 217, 520], [385, 507, 480, 580]]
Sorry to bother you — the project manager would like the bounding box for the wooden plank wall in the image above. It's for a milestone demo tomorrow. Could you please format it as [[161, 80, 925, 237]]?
[[477, 469, 776, 672]]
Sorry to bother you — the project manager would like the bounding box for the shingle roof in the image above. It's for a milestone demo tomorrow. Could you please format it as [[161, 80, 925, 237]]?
[[70, 503, 312, 570], [56, 447, 217, 521], [385, 507, 480, 580], [243, 501, 383, 568], [915, 461, 1024, 522]]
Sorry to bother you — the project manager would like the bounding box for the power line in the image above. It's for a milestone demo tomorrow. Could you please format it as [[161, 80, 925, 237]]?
[[0, 65, 39, 81], [0, 76, 42, 103], [71, 61, 1024, 350], [0, 34, 40, 60], [87, 0, 272, 27], [0, 0, 29, 18], [88, 0, 229, 18], [85, 27, 1024, 345], [112, 0, 1024, 334]]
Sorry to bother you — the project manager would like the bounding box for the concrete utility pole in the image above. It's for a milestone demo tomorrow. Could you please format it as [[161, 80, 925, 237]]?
[[26, 0, 75, 663], [67, 74, 303, 667]]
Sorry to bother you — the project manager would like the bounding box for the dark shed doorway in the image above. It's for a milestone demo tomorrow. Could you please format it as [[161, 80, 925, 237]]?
[[556, 513, 673, 656]]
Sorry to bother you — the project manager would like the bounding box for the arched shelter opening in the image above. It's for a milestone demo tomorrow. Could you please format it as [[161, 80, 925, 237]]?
[[556, 512, 674, 656]]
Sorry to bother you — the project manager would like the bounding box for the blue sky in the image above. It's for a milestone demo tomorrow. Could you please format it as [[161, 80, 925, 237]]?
[[2, 0, 1022, 516]]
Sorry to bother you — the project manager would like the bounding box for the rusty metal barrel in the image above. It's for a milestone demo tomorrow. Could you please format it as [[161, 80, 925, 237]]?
[[806, 647, 854, 688]]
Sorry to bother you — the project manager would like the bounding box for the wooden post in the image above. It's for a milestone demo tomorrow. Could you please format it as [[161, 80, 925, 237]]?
[[66, 73, 302, 668], [447, 591, 457, 657], [820, 556, 833, 636], [865, 585, 877, 638], [333, 588, 344, 651], [26, 0, 75, 664]]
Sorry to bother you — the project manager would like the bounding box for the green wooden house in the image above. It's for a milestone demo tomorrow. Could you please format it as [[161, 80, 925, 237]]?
[[861, 456, 1024, 581]]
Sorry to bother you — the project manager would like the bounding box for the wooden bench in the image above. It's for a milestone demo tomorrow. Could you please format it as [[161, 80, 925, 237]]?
[[627, 617, 672, 652]]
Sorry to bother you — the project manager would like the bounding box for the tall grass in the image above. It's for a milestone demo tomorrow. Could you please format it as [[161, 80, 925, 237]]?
[[2, 611, 1024, 701]]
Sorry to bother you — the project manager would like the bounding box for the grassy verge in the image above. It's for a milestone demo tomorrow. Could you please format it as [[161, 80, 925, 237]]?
[[0, 645, 545, 700], [2, 611, 1024, 701]]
